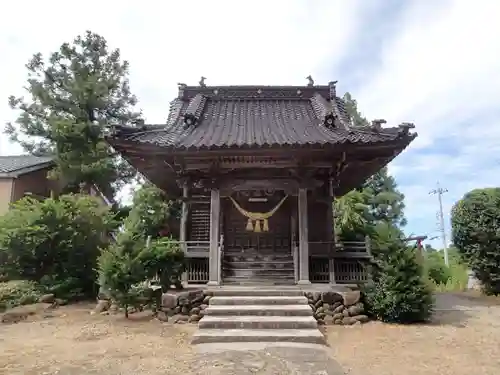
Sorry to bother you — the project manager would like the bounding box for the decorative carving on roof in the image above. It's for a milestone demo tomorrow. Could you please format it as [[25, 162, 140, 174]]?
[[177, 83, 187, 98], [199, 76, 207, 87], [310, 93, 337, 129], [183, 94, 207, 128], [371, 119, 387, 131], [328, 81, 338, 100], [398, 122, 415, 135], [306, 75, 314, 87]]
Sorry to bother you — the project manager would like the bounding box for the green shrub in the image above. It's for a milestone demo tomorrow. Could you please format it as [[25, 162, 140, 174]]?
[[364, 231, 434, 323], [429, 262, 469, 292], [0, 194, 116, 301], [0, 280, 43, 312], [97, 238, 147, 318], [451, 188, 500, 295], [138, 237, 186, 291], [97, 233, 185, 317], [425, 252, 451, 285]]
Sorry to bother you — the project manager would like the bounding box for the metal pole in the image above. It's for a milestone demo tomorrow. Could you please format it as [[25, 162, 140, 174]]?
[[429, 183, 449, 266]]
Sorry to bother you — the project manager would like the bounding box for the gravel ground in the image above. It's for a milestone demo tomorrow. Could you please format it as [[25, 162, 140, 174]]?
[[326, 293, 500, 375], [0, 303, 198, 375], [1, 294, 499, 374]]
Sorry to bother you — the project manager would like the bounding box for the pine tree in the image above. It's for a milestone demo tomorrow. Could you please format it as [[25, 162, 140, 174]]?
[[5, 31, 141, 198], [363, 227, 434, 323], [342, 92, 407, 227]]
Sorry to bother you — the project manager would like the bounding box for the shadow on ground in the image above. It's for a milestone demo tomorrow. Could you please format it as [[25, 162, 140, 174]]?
[[427, 292, 497, 327]]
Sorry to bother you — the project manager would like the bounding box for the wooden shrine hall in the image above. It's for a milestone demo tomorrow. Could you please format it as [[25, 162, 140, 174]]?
[[106, 79, 417, 286]]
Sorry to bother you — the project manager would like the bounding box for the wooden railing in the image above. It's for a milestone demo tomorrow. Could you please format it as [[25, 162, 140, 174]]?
[[309, 239, 372, 258], [187, 258, 209, 283], [308, 238, 372, 284], [180, 241, 210, 258]]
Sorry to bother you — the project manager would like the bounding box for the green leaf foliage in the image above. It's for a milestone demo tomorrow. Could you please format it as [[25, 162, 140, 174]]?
[[338, 93, 407, 233], [97, 235, 185, 317], [0, 280, 43, 312], [0, 194, 116, 299], [451, 188, 500, 295], [334, 190, 371, 240], [97, 236, 147, 318], [97, 185, 185, 317], [363, 232, 434, 323], [121, 184, 180, 240], [5, 31, 142, 197], [138, 238, 186, 290]]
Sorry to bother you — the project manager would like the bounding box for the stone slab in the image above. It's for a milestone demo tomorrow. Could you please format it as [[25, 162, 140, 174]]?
[[192, 328, 326, 345], [209, 296, 308, 306], [204, 304, 313, 316], [190, 344, 345, 374], [199, 315, 317, 329]]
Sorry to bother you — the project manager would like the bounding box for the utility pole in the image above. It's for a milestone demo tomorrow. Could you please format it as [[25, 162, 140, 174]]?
[[429, 182, 449, 266]]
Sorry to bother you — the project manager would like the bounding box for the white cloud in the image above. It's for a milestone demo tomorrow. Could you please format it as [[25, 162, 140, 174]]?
[[0, 0, 366, 156], [1, 0, 499, 240], [353, 0, 500, 243], [0, 0, 368, 205]]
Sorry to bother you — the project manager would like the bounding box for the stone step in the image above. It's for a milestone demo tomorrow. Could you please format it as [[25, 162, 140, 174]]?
[[209, 296, 308, 306], [192, 329, 326, 345], [203, 304, 313, 316], [199, 315, 317, 329], [209, 288, 304, 297]]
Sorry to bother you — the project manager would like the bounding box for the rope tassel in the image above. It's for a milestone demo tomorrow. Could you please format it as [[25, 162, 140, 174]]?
[[246, 218, 254, 231], [229, 195, 288, 233]]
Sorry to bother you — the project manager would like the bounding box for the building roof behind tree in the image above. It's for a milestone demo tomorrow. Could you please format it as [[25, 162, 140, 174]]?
[[0, 155, 54, 177]]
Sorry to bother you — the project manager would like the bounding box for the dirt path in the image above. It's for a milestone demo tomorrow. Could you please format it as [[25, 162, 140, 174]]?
[[0, 304, 198, 375], [1, 294, 499, 374], [326, 293, 500, 375]]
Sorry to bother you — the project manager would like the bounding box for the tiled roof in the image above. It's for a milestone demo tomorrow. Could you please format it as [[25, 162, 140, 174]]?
[[107, 82, 416, 151], [0, 155, 54, 176]]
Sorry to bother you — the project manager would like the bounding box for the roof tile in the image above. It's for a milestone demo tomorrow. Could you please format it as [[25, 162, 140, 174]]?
[[0, 155, 54, 175], [108, 84, 416, 151]]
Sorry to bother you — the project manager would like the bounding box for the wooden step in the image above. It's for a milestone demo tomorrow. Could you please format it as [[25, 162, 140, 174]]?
[[224, 269, 294, 278], [223, 277, 295, 285], [223, 260, 293, 270], [223, 254, 293, 262]]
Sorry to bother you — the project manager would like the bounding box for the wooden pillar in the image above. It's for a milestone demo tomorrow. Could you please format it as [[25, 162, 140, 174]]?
[[328, 177, 336, 284], [297, 187, 311, 284], [290, 198, 299, 283], [207, 188, 221, 286], [180, 184, 189, 286]]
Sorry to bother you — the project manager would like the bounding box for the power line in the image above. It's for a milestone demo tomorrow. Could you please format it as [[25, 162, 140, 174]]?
[[429, 182, 449, 266]]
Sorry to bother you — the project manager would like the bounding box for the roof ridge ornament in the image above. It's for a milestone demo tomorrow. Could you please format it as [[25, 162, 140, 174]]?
[[371, 119, 387, 131], [398, 122, 415, 135], [328, 81, 338, 100], [306, 75, 314, 87], [177, 82, 187, 98], [199, 76, 207, 87]]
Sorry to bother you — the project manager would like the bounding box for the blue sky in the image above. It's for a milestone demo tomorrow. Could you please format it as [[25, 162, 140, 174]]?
[[1, 0, 499, 248]]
